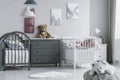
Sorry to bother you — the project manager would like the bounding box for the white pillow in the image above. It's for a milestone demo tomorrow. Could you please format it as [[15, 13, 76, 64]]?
[[5, 40, 24, 49]]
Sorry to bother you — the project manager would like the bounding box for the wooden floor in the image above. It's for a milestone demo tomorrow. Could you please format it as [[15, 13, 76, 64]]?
[[0, 65, 120, 80]]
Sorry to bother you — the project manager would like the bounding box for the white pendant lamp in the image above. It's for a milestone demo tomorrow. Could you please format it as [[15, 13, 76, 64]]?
[[22, 6, 35, 18], [24, 0, 37, 5]]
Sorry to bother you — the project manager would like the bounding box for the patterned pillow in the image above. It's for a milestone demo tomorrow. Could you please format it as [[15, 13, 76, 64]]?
[[4, 40, 24, 49]]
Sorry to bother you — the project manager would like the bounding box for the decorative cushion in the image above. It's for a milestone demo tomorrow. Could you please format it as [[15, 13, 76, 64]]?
[[4, 40, 24, 49]]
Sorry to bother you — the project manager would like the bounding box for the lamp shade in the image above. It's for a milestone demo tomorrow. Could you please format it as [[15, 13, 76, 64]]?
[[24, 0, 37, 4], [95, 28, 100, 34], [22, 6, 35, 18], [91, 27, 101, 36]]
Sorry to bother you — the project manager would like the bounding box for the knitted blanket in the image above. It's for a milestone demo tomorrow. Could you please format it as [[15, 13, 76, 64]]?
[[84, 70, 119, 80]]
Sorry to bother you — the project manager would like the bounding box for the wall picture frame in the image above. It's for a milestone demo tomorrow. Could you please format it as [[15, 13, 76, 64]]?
[[51, 9, 62, 26], [66, 3, 79, 19], [24, 7, 35, 33], [24, 18, 34, 33]]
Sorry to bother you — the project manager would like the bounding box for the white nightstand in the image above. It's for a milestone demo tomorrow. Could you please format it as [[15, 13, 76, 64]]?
[[95, 44, 107, 61]]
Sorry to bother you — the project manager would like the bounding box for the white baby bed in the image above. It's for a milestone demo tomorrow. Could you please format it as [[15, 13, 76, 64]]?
[[62, 37, 99, 69]]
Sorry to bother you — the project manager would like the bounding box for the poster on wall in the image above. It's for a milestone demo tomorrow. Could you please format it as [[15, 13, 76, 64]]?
[[24, 18, 34, 33], [51, 9, 62, 26], [66, 3, 79, 19]]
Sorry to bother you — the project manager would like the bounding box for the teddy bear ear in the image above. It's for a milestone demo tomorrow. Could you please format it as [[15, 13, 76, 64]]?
[[44, 24, 47, 27], [38, 26, 41, 29]]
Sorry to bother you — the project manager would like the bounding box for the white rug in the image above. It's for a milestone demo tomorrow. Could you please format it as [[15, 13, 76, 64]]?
[[29, 71, 72, 79]]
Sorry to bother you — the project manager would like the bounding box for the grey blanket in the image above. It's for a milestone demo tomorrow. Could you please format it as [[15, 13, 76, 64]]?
[[84, 70, 119, 80]]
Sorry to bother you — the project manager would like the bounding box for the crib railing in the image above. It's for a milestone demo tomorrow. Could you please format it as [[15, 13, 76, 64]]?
[[62, 37, 99, 69], [0, 31, 31, 70]]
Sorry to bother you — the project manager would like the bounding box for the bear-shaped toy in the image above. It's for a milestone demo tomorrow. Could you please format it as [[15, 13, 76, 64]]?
[[84, 60, 117, 80], [37, 24, 52, 38]]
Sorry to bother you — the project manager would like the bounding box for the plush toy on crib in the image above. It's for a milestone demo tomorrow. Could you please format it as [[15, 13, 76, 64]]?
[[84, 60, 119, 80], [37, 24, 52, 38]]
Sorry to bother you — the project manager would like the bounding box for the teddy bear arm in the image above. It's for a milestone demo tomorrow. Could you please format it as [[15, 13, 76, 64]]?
[[46, 32, 52, 38], [105, 66, 115, 75]]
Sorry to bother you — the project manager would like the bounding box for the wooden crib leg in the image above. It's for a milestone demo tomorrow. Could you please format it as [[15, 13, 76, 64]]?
[[28, 67, 30, 70], [55, 63, 57, 67], [1, 67, 4, 71], [28, 68, 30, 70], [2, 66, 6, 71], [28, 63, 30, 70]]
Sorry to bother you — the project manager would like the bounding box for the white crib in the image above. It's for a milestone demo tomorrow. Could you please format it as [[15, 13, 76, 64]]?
[[62, 37, 99, 69]]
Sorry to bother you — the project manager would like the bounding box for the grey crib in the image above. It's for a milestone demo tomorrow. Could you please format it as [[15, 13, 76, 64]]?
[[0, 31, 31, 70]]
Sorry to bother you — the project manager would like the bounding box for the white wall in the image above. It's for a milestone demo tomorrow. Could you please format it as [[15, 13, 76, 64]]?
[[90, 0, 112, 62], [90, 0, 109, 43], [0, 0, 90, 38]]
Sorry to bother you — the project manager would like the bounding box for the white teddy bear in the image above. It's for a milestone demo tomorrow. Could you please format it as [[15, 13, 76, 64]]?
[[84, 60, 117, 80], [89, 60, 115, 75]]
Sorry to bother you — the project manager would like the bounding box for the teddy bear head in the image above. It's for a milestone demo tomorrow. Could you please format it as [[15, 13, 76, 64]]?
[[38, 24, 47, 32], [90, 60, 115, 75], [92, 61, 106, 74]]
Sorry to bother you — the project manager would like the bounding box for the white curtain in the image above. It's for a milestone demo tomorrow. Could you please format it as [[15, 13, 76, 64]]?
[[114, 0, 120, 64], [115, 0, 120, 39]]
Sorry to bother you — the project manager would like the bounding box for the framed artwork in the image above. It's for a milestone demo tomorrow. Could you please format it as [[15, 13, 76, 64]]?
[[66, 3, 79, 19], [24, 18, 34, 33], [51, 9, 62, 25]]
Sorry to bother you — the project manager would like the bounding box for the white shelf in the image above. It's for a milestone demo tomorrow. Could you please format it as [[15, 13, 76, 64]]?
[[30, 38, 61, 40], [95, 44, 107, 61]]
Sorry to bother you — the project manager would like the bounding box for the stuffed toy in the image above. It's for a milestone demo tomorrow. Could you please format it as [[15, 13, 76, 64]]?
[[84, 60, 118, 80], [37, 24, 52, 38], [89, 60, 115, 75]]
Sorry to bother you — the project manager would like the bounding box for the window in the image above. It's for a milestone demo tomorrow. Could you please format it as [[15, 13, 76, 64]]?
[[115, 0, 120, 39]]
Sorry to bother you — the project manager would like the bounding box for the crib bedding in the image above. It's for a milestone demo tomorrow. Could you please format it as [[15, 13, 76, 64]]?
[[5, 48, 29, 64], [4, 39, 25, 49], [62, 37, 98, 49]]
